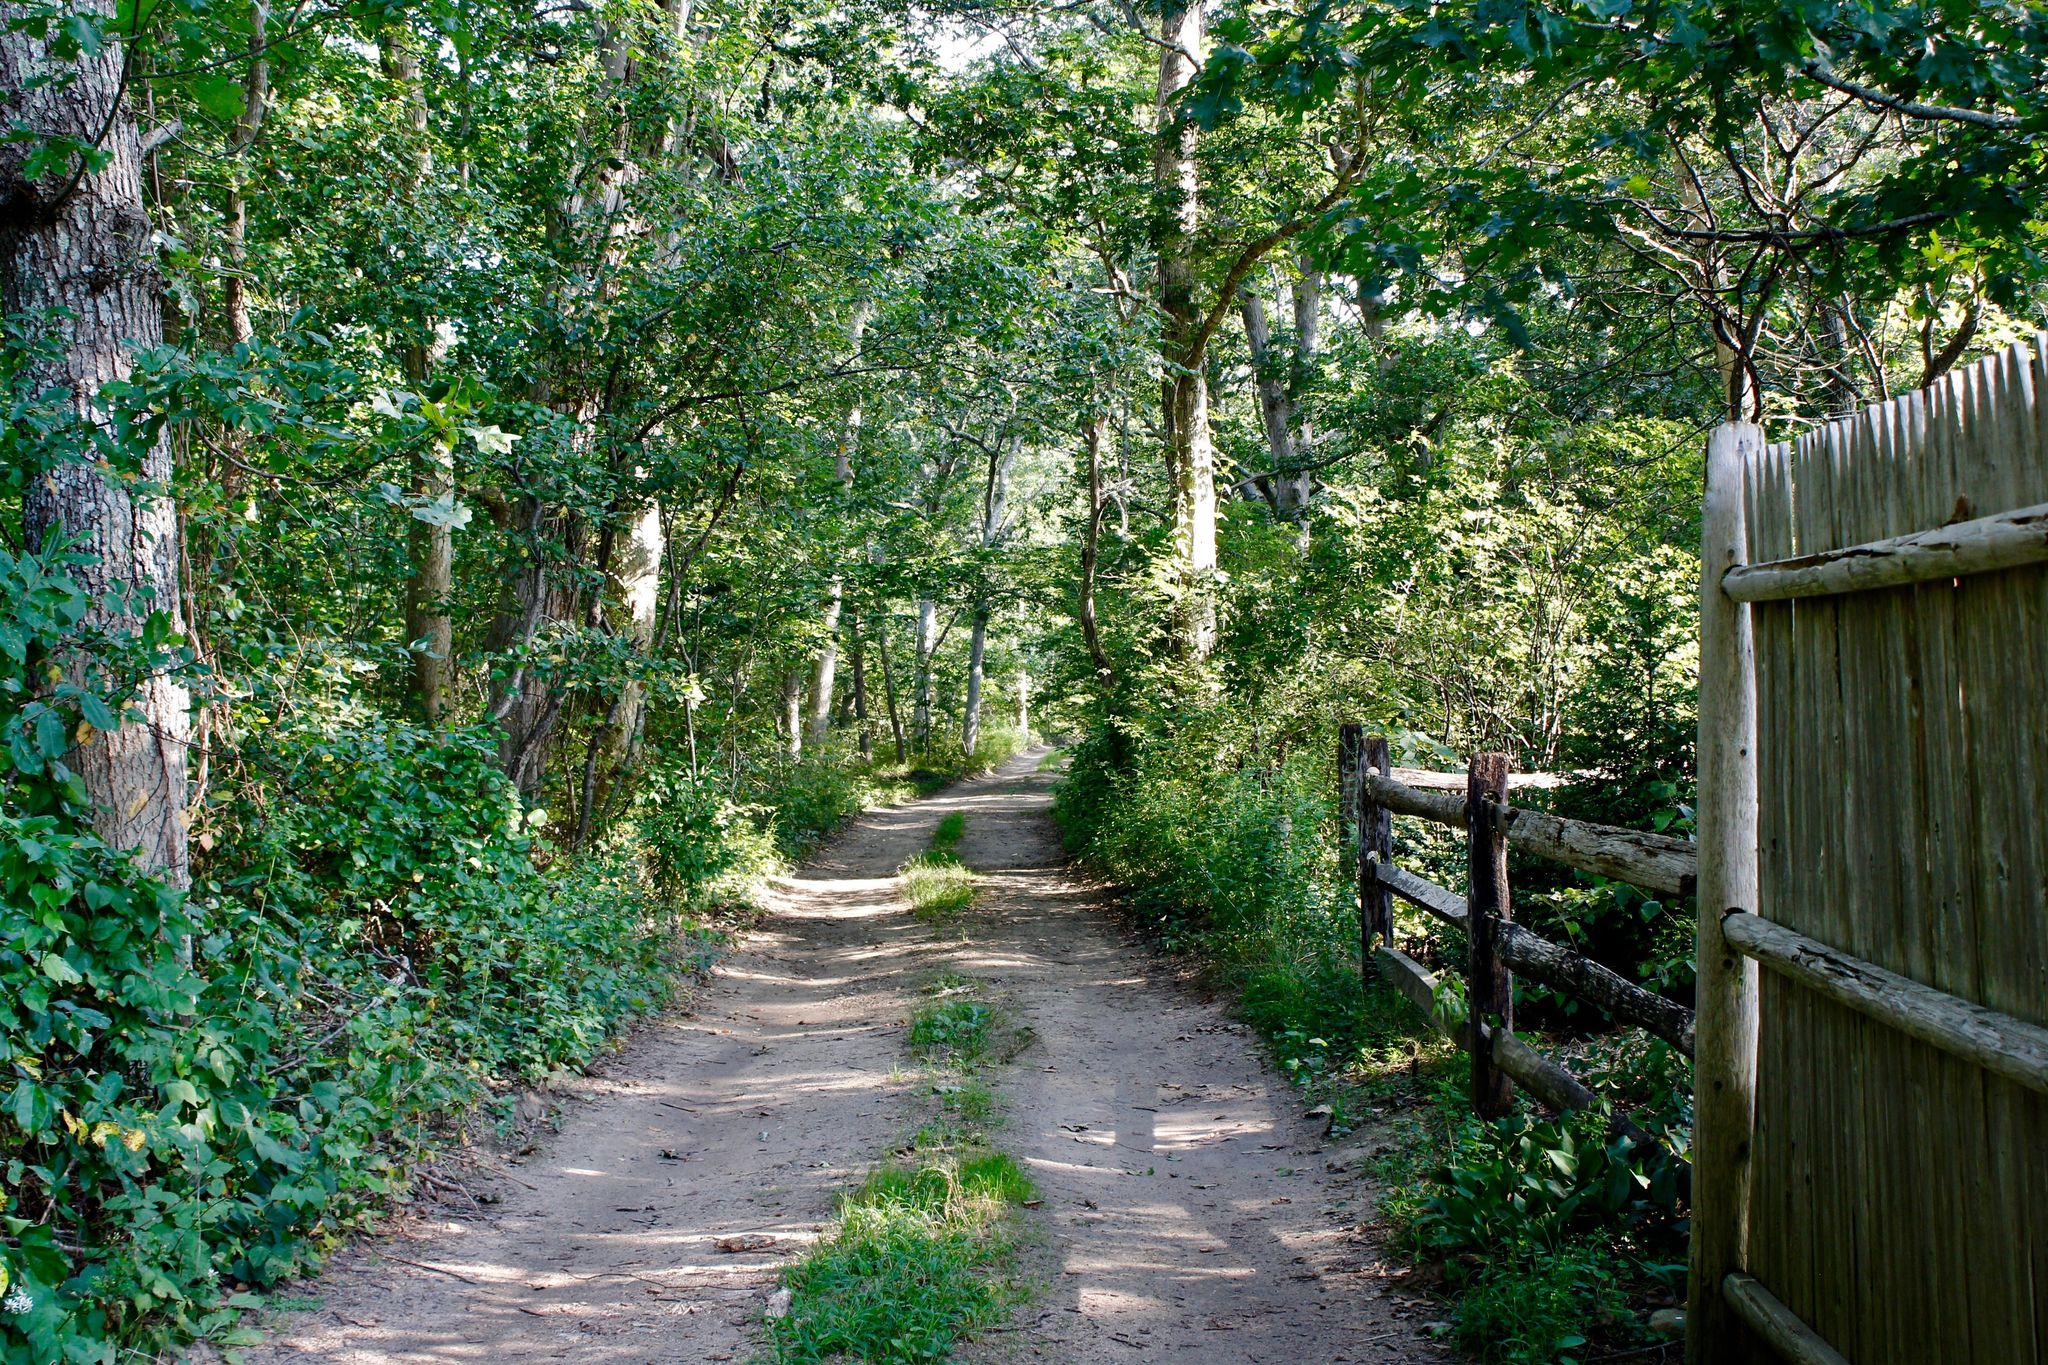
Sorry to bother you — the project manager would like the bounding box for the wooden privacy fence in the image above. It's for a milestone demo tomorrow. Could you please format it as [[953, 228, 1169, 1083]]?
[[1690, 338, 2048, 1365], [1334, 728, 1699, 1129]]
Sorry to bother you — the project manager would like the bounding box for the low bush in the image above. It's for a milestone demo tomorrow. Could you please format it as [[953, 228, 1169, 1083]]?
[[1, 697, 705, 1361]]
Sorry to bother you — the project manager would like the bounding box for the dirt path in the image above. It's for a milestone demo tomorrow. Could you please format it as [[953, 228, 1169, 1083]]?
[[246, 749, 1443, 1364]]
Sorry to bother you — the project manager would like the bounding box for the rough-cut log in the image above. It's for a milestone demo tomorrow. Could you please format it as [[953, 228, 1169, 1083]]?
[[1488, 801, 1697, 897], [1375, 948, 1592, 1115], [1722, 911, 2048, 1096], [1360, 736, 1392, 950], [3, 13, 193, 887], [1501, 922, 1696, 1056], [1467, 754, 1514, 1117], [1722, 499, 2048, 602], [1377, 948, 1674, 1153], [1375, 863, 1696, 1055], [1689, 422, 1763, 1365], [1363, 772, 1696, 896], [1723, 1275, 1850, 1365], [1394, 766, 1572, 792], [1377, 861, 1467, 925], [1364, 771, 1466, 825]]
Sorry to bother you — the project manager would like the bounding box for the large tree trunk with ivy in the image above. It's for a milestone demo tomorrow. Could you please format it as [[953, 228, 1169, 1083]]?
[[2, 16, 193, 887], [1154, 0, 1215, 657]]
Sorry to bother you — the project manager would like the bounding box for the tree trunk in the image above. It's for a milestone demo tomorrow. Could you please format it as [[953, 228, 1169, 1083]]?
[[220, 0, 269, 352], [1078, 416, 1115, 686], [877, 613, 907, 763], [913, 597, 936, 753], [849, 612, 873, 759], [808, 304, 869, 743], [485, 498, 586, 795], [382, 28, 456, 723], [3, 14, 193, 886], [1015, 666, 1029, 739], [781, 667, 804, 759], [1154, 0, 1216, 657], [962, 607, 988, 756], [605, 492, 664, 761]]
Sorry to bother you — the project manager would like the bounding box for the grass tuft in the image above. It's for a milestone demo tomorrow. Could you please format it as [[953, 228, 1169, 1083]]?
[[902, 812, 974, 921], [908, 997, 993, 1064], [765, 1147, 1033, 1364]]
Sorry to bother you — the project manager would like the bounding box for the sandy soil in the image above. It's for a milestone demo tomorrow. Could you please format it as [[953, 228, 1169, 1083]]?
[[240, 749, 1445, 1364]]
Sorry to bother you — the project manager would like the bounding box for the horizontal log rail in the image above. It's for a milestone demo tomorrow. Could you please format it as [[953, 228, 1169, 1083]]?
[[1376, 946, 1672, 1155], [1721, 499, 2048, 603], [1374, 860, 1696, 1055], [1722, 911, 2048, 1096], [1363, 771, 1697, 896], [1377, 946, 1596, 1114], [1723, 1274, 1850, 1365]]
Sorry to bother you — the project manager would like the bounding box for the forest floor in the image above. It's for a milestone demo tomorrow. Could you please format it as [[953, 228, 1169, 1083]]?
[[241, 748, 1447, 1364]]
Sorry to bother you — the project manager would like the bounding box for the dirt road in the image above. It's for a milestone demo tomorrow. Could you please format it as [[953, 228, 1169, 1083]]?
[[246, 749, 1442, 1364]]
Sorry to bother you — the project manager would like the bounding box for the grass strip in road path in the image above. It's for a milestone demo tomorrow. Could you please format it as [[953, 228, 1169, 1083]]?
[[763, 975, 1033, 1365], [902, 812, 975, 922]]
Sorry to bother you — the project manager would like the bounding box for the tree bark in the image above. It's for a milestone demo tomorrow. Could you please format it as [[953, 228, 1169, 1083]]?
[[848, 612, 873, 759], [3, 13, 193, 886], [962, 607, 988, 755], [1154, 0, 1216, 657], [876, 613, 907, 764], [382, 28, 456, 723], [913, 597, 936, 752], [809, 303, 869, 743], [1078, 416, 1115, 686], [781, 667, 804, 759]]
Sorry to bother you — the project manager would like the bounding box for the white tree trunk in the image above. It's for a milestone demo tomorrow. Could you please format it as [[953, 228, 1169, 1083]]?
[[610, 493, 665, 754], [1015, 666, 1029, 739], [3, 14, 192, 886], [913, 597, 936, 752], [961, 608, 987, 756], [782, 668, 804, 759]]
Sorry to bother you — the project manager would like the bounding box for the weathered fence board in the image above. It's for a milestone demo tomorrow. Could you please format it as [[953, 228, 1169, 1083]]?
[[1690, 336, 2048, 1365]]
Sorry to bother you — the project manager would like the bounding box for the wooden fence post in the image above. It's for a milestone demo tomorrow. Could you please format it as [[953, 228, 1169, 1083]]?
[[1361, 735, 1392, 953], [1467, 752, 1513, 1118], [1337, 723, 1361, 863], [1688, 423, 1763, 1365]]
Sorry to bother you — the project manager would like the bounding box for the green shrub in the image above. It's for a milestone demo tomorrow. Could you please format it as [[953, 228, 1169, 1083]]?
[[1, 696, 695, 1361]]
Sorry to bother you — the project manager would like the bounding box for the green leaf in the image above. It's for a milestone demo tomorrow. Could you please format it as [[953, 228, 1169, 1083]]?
[[190, 73, 248, 122]]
